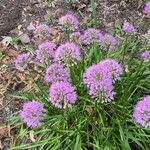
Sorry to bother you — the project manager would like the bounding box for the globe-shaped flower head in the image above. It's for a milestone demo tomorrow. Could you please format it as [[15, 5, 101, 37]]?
[[45, 63, 70, 83], [20, 100, 44, 128], [80, 28, 103, 45], [123, 22, 136, 33], [133, 96, 150, 127], [15, 53, 32, 72], [33, 24, 52, 44], [83, 63, 115, 102], [141, 50, 150, 61], [144, 2, 150, 18], [99, 59, 123, 82], [102, 34, 118, 46], [55, 42, 81, 66], [59, 14, 79, 31], [70, 32, 81, 43], [49, 81, 77, 109], [36, 41, 55, 65]]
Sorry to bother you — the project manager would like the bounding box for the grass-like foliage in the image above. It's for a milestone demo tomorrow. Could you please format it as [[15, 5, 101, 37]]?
[[8, 2, 150, 150]]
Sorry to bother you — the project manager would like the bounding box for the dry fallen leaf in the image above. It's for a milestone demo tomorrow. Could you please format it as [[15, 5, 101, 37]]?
[[7, 49, 19, 57], [0, 43, 7, 52], [0, 123, 11, 138], [85, 105, 93, 115]]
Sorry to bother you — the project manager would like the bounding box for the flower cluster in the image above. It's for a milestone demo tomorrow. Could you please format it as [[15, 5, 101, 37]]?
[[59, 14, 79, 31], [141, 50, 150, 61], [101, 34, 118, 50], [99, 59, 123, 82], [102, 34, 118, 47], [36, 41, 55, 65], [84, 59, 123, 102], [20, 100, 44, 128], [49, 81, 77, 108], [15, 53, 32, 72], [123, 22, 136, 33], [45, 63, 70, 83], [80, 28, 103, 45], [133, 96, 150, 127], [70, 32, 81, 43], [83, 63, 115, 102], [33, 24, 52, 43], [55, 42, 81, 66], [144, 2, 150, 18]]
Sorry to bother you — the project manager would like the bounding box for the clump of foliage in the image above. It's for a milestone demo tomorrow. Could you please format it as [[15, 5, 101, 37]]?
[[9, 3, 150, 150]]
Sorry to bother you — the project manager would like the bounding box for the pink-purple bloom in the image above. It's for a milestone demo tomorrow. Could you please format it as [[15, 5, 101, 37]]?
[[83, 63, 115, 102], [34, 24, 52, 35], [141, 50, 150, 61], [45, 63, 70, 83], [144, 2, 150, 18], [33, 24, 52, 43], [36, 41, 55, 65], [49, 81, 77, 109], [99, 59, 123, 82], [133, 96, 150, 128], [59, 14, 79, 31], [123, 22, 136, 33], [20, 100, 44, 128], [55, 42, 81, 66], [102, 34, 118, 46], [80, 28, 103, 45], [15, 53, 32, 72]]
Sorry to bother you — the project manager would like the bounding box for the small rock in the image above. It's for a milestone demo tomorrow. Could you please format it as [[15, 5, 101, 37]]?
[[19, 34, 30, 44]]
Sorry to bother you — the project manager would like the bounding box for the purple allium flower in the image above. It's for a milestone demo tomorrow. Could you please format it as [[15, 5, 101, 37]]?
[[80, 28, 103, 45], [123, 22, 136, 33], [49, 81, 77, 109], [55, 42, 81, 66], [133, 96, 150, 127], [83, 64, 115, 102], [34, 24, 52, 35], [141, 50, 150, 61], [33, 24, 52, 43], [59, 14, 79, 31], [36, 41, 55, 65], [144, 2, 150, 18], [15, 53, 32, 72], [102, 34, 118, 46], [20, 100, 44, 128], [45, 63, 70, 83], [99, 59, 123, 82], [70, 32, 81, 41]]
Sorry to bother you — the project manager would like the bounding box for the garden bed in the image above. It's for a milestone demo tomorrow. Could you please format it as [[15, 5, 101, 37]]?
[[0, 0, 150, 149]]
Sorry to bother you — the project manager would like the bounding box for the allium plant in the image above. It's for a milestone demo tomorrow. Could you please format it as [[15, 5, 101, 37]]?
[[83, 63, 115, 102], [20, 100, 44, 128], [70, 32, 81, 43], [133, 96, 150, 127], [36, 41, 55, 65], [80, 28, 103, 45], [141, 50, 150, 61], [55, 42, 81, 66], [123, 22, 136, 33], [59, 14, 79, 31], [10, 7, 150, 150], [144, 2, 150, 18], [45, 63, 70, 83], [15, 53, 32, 72], [99, 59, 123, 82], [49, 81, 77, 109], [33, 24, 52, 43], [101, 34, 118, 50]]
